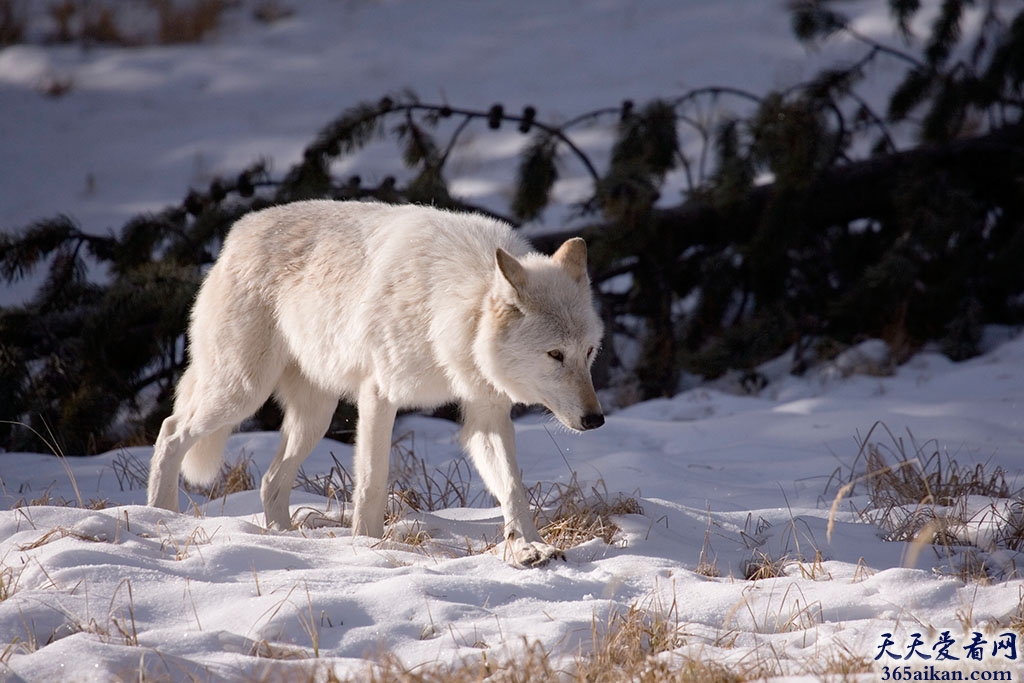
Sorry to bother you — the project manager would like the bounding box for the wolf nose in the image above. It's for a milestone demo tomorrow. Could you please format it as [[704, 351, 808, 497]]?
[[581, 413, 605, 430]]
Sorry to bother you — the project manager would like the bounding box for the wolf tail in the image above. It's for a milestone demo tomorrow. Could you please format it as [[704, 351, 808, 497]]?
[[180, 425, 232, 487], [170, 366, 233, 487]]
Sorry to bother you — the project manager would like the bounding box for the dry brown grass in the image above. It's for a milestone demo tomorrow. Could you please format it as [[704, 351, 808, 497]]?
[[864, 440, 1011, 508], [16, 524, 114, 551], [112, 450, 150, 491], [8, 483, 74, 509], [153, 0, 227, 44], [695, 508, 721, 577], [578, 597, 684, 681], [0, 577, 141, 659], [994, 500, 1024, 551], [1004, 585, 1024, 636], [295, 432, 643, 555], [387, 431, 488, 519], [530, 473, 643, 551], [45, 0, 127, 44], [826, 421, 1024, 582], [184, 451, 257, 501], [828, 423, 1015, 537], [37, 0, 229, 46], [742, 549, 788, 581], [296, 451, 353, 504], [157, 519, 216, 561], [296, 431, 487, 529], [352, 652, 743, 683], [738, 581, 824, 635], [342, 596, 745, 683], [7, 482, 108, 511], [0, 561, 22, 602]]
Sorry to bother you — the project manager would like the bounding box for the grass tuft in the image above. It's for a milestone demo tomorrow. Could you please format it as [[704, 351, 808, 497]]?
[[531, 473, 643, 551], [578, 596, 684, 679], [296, 432, 488, 530], [387, 431, 488, 519], [112, 450, 150, 491], [296, 451, 352, 504], [743, 550, 788, 581], [0, 560, 22, 602], [695, 508, 721, 577], [827, 421, 1024, 581], [157, 520, 216, 561]]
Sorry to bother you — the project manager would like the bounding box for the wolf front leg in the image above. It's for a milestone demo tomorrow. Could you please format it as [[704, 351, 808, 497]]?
[[461, 398, 565, 567], [351, 382, 398, 539]]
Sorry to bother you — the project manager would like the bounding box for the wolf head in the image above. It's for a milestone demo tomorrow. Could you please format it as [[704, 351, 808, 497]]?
[[475, 237, 605, 432]]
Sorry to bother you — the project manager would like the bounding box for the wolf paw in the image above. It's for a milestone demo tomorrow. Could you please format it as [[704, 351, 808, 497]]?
[[506, 538, 566, 568]]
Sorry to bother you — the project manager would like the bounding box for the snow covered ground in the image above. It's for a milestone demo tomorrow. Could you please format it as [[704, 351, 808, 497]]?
[[2, 333, 1024, 681], [3, 1, 1023, 681]]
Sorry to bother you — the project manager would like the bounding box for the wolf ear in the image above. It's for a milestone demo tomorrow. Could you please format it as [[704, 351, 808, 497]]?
[[496, 248, 528, 298], [552, 237, 588, 282]]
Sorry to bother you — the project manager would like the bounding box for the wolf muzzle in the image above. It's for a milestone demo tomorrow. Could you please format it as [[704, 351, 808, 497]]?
[[581, 413, 605, 430]]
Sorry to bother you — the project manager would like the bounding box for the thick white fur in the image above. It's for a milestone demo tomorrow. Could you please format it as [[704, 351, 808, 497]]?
[[147, 200, 604, 567]]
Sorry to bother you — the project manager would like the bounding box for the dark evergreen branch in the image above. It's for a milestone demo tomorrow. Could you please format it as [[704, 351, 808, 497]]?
[[839, 19, 929, 71], [399, 102, 602, 183], [530, 119, 1024, 255], [847, 90, 898, 154], [439, 113, 475, 167], [670, 86, 763, 109], [128, 360, 184, 397]]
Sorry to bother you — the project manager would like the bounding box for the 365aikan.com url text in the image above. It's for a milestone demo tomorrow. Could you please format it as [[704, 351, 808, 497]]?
[[880, 666, 1013, 681]]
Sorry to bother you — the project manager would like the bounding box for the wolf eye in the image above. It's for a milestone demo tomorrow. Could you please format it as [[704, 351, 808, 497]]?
[[547, 350, 564, 363], [587, 347, 595, 359]]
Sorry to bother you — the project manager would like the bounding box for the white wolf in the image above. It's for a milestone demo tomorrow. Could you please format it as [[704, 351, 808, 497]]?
[[147, 200, 604, 566]]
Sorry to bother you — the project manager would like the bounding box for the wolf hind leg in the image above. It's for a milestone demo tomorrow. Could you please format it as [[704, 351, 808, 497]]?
[[149, 366, 204, 511], [148, 413, 195, 512], [148, 359, 283, 512], [149, 409, 248, 513], [261, 365, 338, 530]]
